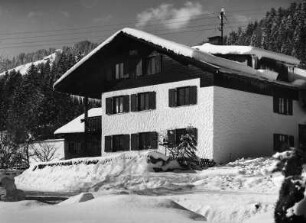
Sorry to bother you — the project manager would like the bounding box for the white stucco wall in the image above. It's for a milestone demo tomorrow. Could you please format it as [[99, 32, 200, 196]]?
[[213, 86, 306, 163], [101, 78, 214, 159]]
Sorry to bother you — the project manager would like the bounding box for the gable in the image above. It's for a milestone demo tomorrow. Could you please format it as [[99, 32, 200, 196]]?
[[54, 32, 217, 98]]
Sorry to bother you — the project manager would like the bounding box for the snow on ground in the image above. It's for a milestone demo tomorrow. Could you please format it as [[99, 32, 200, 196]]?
[[8, 152, 302, 222], [1, 195, 207, 223], [0, 50, 60, 76]]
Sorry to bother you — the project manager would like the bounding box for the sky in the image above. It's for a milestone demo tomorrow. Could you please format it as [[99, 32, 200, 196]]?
[[0, 0, 301, 58]]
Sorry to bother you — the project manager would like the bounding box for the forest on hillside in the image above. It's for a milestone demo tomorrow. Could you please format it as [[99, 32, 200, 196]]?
[[0, 40, 99, 168], [226, 1, 306, 68]]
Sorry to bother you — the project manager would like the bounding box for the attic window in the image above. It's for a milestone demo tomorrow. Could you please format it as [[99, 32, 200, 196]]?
[[115, 62, 129, 79], [144, 55, 162, 75]]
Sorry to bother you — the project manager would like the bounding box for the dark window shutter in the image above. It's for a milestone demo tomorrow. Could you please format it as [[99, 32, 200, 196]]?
[[122, 135, 130, 151], [150, 132, 158, 149], [149, 92, 156, 109], [169, 89, 177, 107], [288, 99, 293, 115], [167, 130, 176, 147], [131, 94, 138, 112], [123, 95, 130, 112], [106, 98, 113, 114], [289, 135, 294, 147], [189, 86, 197, 105], [105, 136, 112, 152], [273, 97, 278, 113], [131, 134, 139, 150]]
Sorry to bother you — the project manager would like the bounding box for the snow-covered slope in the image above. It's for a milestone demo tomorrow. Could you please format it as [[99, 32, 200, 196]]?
[[0, 50, 61, 76]]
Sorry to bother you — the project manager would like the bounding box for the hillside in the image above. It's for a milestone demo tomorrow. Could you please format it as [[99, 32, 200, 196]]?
[[0, 41, 100, 169], [0, 50, 61, 77]]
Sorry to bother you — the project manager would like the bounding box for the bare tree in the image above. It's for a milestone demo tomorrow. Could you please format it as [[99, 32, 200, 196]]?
[[29, 142, 57, 163]]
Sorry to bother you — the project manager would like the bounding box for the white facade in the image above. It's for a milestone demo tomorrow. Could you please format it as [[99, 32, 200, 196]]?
[[101, 79, 306, 163], [101, 78, 214, 159], [213, 87, 306, 163]]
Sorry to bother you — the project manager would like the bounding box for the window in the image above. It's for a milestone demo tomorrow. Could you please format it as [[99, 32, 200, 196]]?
[[115, 62, 129, 79], [131, 132, 158, 150], [106, 95, 129, 115], [167, 128, 197, 147], [169, 86, 197, 107], [131, 92, 156, 111], [105, 135, 130, 152], [273, 96, 293, 115], [144, 55, 162, 75], [273, 134, 294, 152]]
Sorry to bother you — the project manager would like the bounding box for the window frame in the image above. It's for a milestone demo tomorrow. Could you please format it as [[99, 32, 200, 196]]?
[[167, 127, 198, 147], [131, 131, 158, 151], [169, 86, 197, 107], [106, 95, 129, 115], [143, 54, 162, 76], [105, 134, 130, 152], [273, 96, 293, 115], [273, 133, 294, 152], [131, 91, 156, 112]]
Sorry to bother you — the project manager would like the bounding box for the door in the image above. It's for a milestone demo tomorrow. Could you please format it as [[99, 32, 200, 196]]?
[[299, 124, 306, 151]]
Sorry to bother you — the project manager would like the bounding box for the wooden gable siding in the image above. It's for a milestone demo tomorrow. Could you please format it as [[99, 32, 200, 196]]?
[[101, 53, 214, 93]]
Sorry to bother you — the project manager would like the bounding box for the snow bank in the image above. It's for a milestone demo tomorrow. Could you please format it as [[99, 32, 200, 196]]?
[[16, 151, 155, 192]]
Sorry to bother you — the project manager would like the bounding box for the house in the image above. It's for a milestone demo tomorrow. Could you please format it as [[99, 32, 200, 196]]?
[[53, 28, 306, 163], [54, 108, 101, 159]]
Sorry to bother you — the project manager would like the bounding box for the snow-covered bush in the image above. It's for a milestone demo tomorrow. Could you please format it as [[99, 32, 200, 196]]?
[[273, 148, 306, 223], [160, 130, 215, 170]]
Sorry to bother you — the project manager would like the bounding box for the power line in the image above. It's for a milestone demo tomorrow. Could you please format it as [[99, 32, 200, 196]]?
[[0, 8, 266, 39], [0, 21, 249, 50]]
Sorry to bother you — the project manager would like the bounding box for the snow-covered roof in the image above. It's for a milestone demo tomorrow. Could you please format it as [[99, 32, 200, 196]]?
[[54, 107, 101, 135], [0, 49, 61, 76], [54, 28, 304, 93], [193, 43, 300, 65], [53, 28, 212, 88]]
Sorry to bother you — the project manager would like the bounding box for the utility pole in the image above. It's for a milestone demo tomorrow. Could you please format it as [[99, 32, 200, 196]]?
[[84, 96, 89, 153], [219, 8, 225, 45]]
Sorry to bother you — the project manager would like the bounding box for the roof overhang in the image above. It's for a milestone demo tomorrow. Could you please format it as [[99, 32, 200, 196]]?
[[53, 28, 220, 98]]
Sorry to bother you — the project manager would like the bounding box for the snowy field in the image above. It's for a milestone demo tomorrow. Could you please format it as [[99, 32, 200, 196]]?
[[1, 151, 299, 223]]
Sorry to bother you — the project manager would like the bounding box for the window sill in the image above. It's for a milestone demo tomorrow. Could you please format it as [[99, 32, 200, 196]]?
[[106, 111, 130, 116], [131, 109, 156, 113], [170, 103, 197, 108], [274, 112, 293, 116]]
